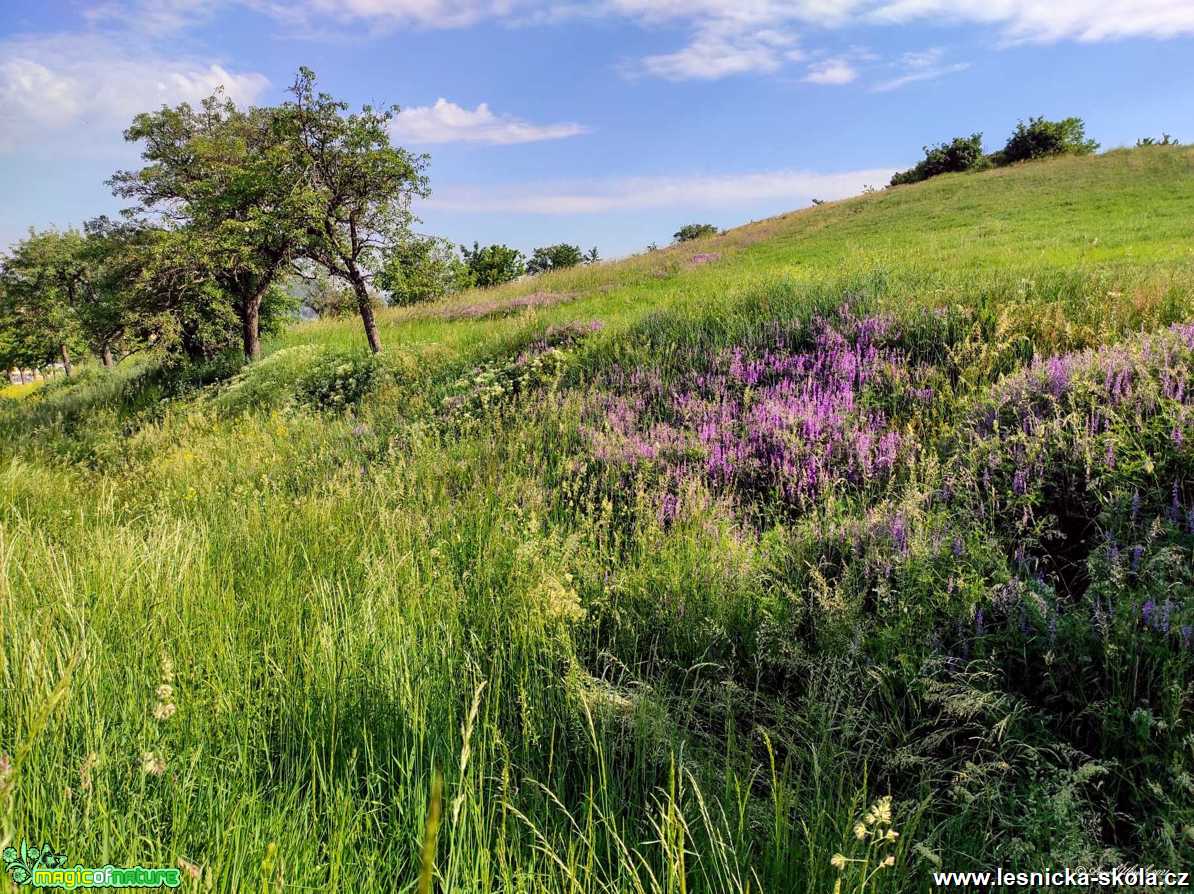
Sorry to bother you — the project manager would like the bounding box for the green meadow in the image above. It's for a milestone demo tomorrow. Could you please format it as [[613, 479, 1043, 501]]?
[[2, 145, 1194, 891]]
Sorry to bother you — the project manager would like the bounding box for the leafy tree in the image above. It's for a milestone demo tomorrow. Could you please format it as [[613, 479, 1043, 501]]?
[[673, 224, 719, 243], [293, 270, 359, 319], [460, 242, 525, 288], [995, 117, 1099, 165], [889, 133, 989, 186], [0, 229, 89, 376], [585, 246, 600, 264], [378, 235, 470, 306], [59, 216, 162, 368], [110, 90, 306, 361], [526, 243, 585, 275], [280, 68, 430, 353], [127, 226, 296, 363]]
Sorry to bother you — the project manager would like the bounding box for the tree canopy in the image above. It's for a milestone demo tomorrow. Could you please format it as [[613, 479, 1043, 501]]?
[[110, 91, 307, 360], [461, 242, 525, 288], [280, 67, 430, 353]]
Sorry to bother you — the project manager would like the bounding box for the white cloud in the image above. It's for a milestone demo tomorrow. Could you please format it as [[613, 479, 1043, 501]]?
[[260, 0, 1194, 40], [426, 167, 895, 214], [391, 98, 587, 144], [865, 0, 1194, 43], [803, 57, 857, 84], [273, 0, 530, 28], [636, 22, 800, 80], [0, 34, 268, 152], [84, 0, 227, 35], [870, 47, 969, 91]]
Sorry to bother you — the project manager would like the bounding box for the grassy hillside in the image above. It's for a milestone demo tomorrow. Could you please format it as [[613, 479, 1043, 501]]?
[[2, 146, 1193, 892]]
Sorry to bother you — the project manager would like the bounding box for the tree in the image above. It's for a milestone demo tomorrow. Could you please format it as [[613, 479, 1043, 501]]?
[[64, 216, 160, 368], [673, 224, 719, 243], [585, 246, 599, 264], [110, 90, 306, 361], [127, 226, 296, 363], [0, 229, 89, 376], [280, 68, 430, 353], [526, 243, 585, 276], [460, 242, 525, 288], [377, 235, 470, 306], [995, 117, 1099, 165], [889, 133, 989, 187]]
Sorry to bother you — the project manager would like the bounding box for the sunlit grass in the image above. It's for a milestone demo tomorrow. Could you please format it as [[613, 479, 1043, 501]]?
[[2, 147, 1193, 891]]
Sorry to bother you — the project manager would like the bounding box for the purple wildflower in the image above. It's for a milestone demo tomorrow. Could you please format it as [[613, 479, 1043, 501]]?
[[891, 515, 909, 555]]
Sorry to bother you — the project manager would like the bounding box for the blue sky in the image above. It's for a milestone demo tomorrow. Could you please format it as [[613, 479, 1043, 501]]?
[[2, 0, 1194, 258]]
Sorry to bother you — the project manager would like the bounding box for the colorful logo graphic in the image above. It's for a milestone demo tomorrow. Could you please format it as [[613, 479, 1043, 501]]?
[[3, 840, 181, 889]]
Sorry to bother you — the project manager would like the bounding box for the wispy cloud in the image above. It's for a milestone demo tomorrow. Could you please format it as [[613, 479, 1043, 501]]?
[[634, 21, 800, 80], [870, 48, 969, 92], [803, 57, 858, 84], [391, 99, 587, 145], [426, 167, 896, 214], [250, 0, 1194, 82], [865, 0, 1194, 43]]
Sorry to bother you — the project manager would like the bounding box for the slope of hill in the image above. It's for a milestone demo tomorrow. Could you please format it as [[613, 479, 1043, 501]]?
[[2, 146, 1193, 892]]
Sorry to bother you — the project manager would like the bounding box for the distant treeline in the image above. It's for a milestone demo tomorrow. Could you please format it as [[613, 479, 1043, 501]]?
[[0, 67, 604, 375]]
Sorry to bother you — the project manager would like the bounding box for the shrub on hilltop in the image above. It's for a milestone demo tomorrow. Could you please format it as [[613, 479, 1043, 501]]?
[[673, 223, 720, 243], [890, 133, 990, 186], [994, 116, 1100, 165]]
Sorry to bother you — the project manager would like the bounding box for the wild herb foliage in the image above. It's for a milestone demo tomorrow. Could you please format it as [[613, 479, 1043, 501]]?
[[2, 147, 1194, 893]]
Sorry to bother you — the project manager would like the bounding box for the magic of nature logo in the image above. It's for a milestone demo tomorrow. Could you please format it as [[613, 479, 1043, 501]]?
[[3, 840, 180, 889]]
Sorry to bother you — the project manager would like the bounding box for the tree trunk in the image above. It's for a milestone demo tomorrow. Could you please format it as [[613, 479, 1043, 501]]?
[[101, 343, 114, 369], [59, 344, 73, 377], [242, 293, 262, 362], [19, 368, 28, 384], [350, 274, 382, 354]]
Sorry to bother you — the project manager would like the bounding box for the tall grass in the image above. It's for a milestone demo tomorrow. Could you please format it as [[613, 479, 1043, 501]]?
[[2, 147, 1193, 891]]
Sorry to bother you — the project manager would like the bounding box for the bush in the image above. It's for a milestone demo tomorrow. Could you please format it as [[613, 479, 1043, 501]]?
[[996, 117, 1099, 165], [890, 133, 989, 186], [1136, 134, 1180, 147], [378, 235, 471, 306], [526, 244, 598, 275], [461, 242, 525, 288], [673, 224, 719, 243], [214, 345, 382, 415]]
